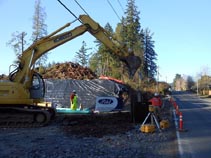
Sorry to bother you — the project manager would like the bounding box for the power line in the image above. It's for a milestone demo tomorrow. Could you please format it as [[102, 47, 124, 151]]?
[[57, 0, 82, 24], [117, 0, 125, 13], [107, 0, 121, 21], [74, 0, 90, 16]]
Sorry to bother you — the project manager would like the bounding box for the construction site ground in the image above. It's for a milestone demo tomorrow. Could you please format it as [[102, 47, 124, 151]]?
[[0, 98, 179, 158]]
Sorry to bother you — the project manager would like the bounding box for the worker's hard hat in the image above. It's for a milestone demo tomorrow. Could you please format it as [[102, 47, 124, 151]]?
[[154, 93, 159, 96], [72, 90, 76, 93]]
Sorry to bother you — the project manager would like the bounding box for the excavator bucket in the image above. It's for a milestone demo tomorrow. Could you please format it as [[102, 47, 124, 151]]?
[[122, 55, 141, 77]]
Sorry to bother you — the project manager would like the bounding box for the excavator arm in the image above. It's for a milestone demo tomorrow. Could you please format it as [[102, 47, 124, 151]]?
[[13, 15, 141, 86], [13, 24, 89, 84]]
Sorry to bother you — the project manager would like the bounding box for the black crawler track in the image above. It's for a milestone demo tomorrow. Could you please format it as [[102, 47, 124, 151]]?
[[0, 105, 56, 128]]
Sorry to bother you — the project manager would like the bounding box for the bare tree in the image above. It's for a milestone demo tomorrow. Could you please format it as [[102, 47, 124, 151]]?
[[200, 65, 211, 76], [31, 0, 48, 67], [7, 31, 28, 64]]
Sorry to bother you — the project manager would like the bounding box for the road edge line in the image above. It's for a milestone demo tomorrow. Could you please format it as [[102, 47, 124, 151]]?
[[173, 109, 184, 157]]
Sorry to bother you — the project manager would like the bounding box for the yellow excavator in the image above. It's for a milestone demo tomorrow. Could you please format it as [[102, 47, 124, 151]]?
[[0, 14, 141, 127]]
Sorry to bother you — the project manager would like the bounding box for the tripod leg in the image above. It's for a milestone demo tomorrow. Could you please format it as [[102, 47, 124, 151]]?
[[141, 112, 151, 126], [151, 114, 154, 124], [152, 114, 162, 132]]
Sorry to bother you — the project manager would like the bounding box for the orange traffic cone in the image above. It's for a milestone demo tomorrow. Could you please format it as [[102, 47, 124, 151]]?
[[178, 112, 188, 132]]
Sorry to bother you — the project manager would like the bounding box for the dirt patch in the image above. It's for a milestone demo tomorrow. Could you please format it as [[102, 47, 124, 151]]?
[[60, 112, 134, 138]]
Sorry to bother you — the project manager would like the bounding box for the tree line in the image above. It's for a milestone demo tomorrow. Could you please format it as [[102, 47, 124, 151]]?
[[173, 70, 211, 95]]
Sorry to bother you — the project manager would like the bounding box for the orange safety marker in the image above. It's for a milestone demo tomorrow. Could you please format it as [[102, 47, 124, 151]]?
[[179, 112, 183, 129], [178, 112, 188, 132]]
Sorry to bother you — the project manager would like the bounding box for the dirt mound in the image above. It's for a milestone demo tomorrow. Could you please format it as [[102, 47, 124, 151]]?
[[42, 62, 97, 80], [0, 62, 97, 80]]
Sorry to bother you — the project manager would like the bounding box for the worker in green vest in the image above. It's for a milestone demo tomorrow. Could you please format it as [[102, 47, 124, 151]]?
[[70, 90, 78, 110]]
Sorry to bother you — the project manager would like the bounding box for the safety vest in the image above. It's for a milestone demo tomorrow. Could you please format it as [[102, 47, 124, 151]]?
[[70, 95, 78, 110]]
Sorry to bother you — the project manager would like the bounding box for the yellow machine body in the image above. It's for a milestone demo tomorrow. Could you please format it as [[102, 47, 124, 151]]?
[[0, 82, 33, 105]]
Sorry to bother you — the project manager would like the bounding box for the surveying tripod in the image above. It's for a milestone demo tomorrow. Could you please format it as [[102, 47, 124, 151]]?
[[141, 105, 161, 132]]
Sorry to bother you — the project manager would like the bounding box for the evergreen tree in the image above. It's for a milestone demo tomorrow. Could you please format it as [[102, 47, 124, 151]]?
[[118, 0, 144, 85], [143, 28, 157, 79], [90, 23, 121, 78], [122, 0, 142, 53], [99, 23, 121, 77], [89, 52, 101, 75], [31, 0, 48, 67], [75, 41, 91, 67]]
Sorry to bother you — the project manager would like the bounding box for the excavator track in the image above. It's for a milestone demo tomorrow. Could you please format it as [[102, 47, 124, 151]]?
[[0, 105, 56, 128]]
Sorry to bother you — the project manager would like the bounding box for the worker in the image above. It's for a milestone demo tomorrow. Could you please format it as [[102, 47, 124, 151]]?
[[148, 92, 162, 120], [70, 90, 78, 110], [115, 90, 124, 110]]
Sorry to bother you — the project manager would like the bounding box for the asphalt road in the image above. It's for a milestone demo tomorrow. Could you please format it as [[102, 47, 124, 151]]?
[[172, 91, 211, 158]]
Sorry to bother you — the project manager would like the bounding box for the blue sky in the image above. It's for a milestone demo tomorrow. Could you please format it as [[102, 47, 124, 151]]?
[[0, 0, 211, 83]]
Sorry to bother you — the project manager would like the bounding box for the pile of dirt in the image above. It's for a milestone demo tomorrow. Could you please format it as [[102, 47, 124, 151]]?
[[0, 62, 97, 80], [42, 62, 97, 80]]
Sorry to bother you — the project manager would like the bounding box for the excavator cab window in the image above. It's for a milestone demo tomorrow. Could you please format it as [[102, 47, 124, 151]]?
[[32, 76, 40, 89], [30, 73, 45, 99]]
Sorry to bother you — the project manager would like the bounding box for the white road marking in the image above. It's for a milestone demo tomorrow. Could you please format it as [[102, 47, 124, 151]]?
[[173, 109, 184, 157]]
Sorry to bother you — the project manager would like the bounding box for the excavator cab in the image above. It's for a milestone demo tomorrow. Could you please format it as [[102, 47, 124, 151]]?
[[30, 72, 45, 99]]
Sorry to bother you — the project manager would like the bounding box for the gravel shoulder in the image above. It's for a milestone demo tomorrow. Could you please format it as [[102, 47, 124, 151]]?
[[0, 98, 179, 158]]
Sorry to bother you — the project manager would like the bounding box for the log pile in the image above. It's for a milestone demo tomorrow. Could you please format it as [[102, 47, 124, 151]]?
[[42, 62, 97, 80]]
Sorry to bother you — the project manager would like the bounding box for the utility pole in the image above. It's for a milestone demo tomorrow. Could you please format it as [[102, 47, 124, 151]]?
[[197, 79, 199, 95], [156, 66, 159, 92]]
